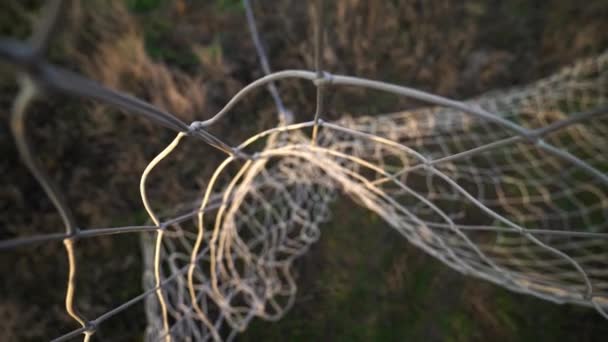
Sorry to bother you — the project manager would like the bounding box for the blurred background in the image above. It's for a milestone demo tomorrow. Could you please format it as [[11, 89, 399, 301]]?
[[1, 0, 607, 340]]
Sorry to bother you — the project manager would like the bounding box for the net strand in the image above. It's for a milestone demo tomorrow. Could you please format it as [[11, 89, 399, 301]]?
[[242, 0, 291, 124]]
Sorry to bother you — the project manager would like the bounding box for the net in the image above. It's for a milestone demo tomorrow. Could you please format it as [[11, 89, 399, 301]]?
[[142, 51, 608, 341], [0, 0, 606, 341]]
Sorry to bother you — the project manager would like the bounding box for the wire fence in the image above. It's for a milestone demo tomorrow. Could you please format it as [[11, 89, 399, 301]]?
[[0, 0, 607, 341]]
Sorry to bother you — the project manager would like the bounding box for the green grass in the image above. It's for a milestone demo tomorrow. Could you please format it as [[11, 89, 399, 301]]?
[[215, 0, 245, 13], [126, 0, 166, 13], [238, 199, 608, 341]]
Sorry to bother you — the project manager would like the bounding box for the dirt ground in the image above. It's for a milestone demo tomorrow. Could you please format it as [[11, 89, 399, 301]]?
[[1, 0, 607, 340]]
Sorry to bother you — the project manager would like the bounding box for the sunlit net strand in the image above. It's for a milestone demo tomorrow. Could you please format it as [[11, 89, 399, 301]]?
[[1, 0, 608, 341]]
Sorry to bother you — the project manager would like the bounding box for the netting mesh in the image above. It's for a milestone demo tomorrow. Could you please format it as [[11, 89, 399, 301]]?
[[1, 0, 607, 341], [142, 51, 608, 341]]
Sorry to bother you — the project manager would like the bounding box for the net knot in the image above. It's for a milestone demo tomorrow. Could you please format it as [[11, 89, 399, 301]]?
[[65, 227, 81, 241], [188, 121, 204, 134], [313, 71, 333, 87], [85, 320, 98, 334], [232, 147, 255, 160], [522, 130, 545, 146], [534, 138, 546, 147]]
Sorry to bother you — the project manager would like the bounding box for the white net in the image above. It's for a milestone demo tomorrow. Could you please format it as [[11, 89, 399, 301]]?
[[1, 0, 607, 341], [142, 52, 608, 340]]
